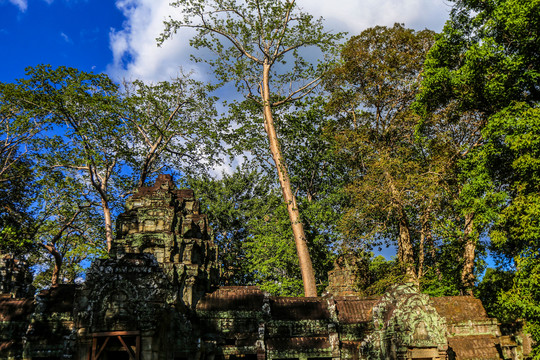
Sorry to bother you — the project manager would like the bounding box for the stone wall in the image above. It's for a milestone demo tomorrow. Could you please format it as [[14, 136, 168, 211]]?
[[0, 253, 33, 299], [74, 254, 194, 360]]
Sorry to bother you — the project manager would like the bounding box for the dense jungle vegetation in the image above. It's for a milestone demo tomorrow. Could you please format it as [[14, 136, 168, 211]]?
[[1, 0, 539, 355]]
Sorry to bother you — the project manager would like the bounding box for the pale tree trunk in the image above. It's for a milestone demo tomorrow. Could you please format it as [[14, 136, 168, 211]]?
[[101, 198, 114, 253], [40, 209, 85, 286], [461, 212, 476, 295], [51, 249, 62, 286], [137, 133, 167, 188], [419, 226, 426, 279], [89, 165, 114, 253], [262, 62, 317, 297]]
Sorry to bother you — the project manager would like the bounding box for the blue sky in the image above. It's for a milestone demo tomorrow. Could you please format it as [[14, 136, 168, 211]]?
[[1, 0, 452, 84], [0, 0, 125, 82]]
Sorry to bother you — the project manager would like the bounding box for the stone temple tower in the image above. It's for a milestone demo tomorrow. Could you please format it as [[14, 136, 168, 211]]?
[[0, 253, 34, 299], [74, 175, 219, 360], [112, 174, 219, 308]]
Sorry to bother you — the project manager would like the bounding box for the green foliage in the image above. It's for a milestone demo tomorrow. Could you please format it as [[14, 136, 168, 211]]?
[[416, 0, 540, 346], [160, 0, 342, 97], [190, 166, 337, 296], [415, 0, 539, 117], [0, 156, 35, 254], [326, 24, 435, 121], [226, 96, 349, 222], [362, 255, 406, 296], [29, 172, 107, 289], [0, 64, 225, 287], [484, 104, 540, 257], [123, 75, 223, 185], [476, 267, 514, 319], [419, 239, 466, 297], [499, 253, 540, 358], [188, 168, 272, 286], [243, 199, 304, 296], [5, 65, 136, 253], [1, 71, 110, 286], [0, 81, 47, 254], [160, 0, 344, 296], [325, 24, 440, 277], [481, 104, 540, 355]]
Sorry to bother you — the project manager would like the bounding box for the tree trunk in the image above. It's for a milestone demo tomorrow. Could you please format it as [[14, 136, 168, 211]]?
[[398, 212, 416, 279], [137, 140, 161, 188], [385, 171, 416, 279], [51, 254, 62, 286], [101, 198, 114, 252], [419, 225, 425, 279], [89, 168, 114, 253], [43, 244, 63, 286], [461, 212, 476, 295], [262, 62, 317, 297], [418, 205, 433, 279]]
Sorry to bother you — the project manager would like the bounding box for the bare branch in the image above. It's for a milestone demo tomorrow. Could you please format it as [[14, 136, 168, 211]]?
[[271, 0, 295, 59], [185, 23, 263, 64], [272, 76, 322, 106]]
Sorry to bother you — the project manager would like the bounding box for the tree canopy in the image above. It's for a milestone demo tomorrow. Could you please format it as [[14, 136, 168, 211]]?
[[0, 65, 222, 287], [415, 0, 540, 349], [325, 24, 436, 280], [159, 0, 342, 296]]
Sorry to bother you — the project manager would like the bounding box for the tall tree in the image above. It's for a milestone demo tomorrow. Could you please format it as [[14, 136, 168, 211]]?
[[0, 83, 45, 251], [28, 172, 106, 287], [414, 0, 540, 297], [1, 81, 108, 286], [3, 65, 224, 256], [123, 76, 222, 187], [189, 97, 344, 295], [159, 0, 341, 296], [3, 65, 130, 252], [0, 86, 45, 183], [325, 24, 435, 280], [0, 155, 35, 254]]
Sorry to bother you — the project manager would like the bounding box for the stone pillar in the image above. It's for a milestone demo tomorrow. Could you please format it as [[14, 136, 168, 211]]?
[[325, 295, 341, 360]]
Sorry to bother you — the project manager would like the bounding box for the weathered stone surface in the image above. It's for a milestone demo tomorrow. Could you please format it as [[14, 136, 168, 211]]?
[[361, 283, 448, 359], [112, 174, 218, 309], [0, 297, 34, 359], [72, 175, 219, 359], [0, 253, 33, 299], [326, 253, 369, 296], [18, 284, 78, 359]]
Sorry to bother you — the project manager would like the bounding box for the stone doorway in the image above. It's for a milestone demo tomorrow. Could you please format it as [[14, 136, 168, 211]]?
[[89, 331, 141, 360]]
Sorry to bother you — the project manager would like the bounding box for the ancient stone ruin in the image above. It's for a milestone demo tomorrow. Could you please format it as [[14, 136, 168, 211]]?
[[0, 175, 533, 360]]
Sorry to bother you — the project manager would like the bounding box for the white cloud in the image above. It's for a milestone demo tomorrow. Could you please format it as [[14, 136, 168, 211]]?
[[8, 0, 27, 12], [60, 32, 72, 43], [107, 0, 204, 82], [301, 0, 452, 33], [107, 0, 451, 83]]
